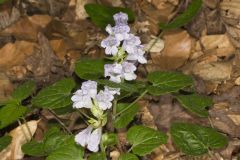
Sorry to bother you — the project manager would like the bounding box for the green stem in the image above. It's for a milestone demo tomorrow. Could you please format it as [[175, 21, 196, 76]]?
[[115, 90, 148, 117], [21, 117, 33, 140], [112, 100, 117, 120]]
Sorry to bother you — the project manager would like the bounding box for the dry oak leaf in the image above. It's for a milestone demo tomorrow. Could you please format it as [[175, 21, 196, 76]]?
[[150, 29, 193, 70], [144, 36, 164, 53], [200, 34, 236, 58], [220, 0, 240, 27], [75, 0, 95, 20], [0, 17, 40, 41], [28, 15, 52, 28], [0, 41, 36, 71], [0, 120, 39, 160], [191, 61, 232, 82]]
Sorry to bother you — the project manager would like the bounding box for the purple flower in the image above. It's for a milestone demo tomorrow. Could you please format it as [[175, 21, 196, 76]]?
[[75, 126, 102, 152], [112, 25, 130, 41], [123, 34, 141, 54], [104, 86, 120, 95], [104, 63, 123, 83], [101, 36, 120, 55], [122, 61, 137, 81], [71, 89, 93, 109], [126, 45, 147, 64], [81, 80, 97, 98], [96, 90, 114, 110], [113, 12, 128, 25]]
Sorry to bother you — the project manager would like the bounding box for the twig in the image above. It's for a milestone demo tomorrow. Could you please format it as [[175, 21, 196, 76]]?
[[47, 109, 72, 135]]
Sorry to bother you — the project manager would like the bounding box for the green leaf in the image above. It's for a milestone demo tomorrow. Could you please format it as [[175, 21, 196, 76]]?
[[159, 0, 202, 30], [22, 127, 84, 160], [0, 135, 12, 151], [97, 79, 145, 93], [170, 122, 228, 156], [0, 102, 27, 129], [75, 59, 105, 80], [0, 0, 9, 4], [46, 137, 84, 160], [88, 153, 106, 160], [12, 80, 36, 101], [119, 153, 139, 160], [21, 140, 46, 157], [114, 103, 139, 128], [102, 133, 118, 147], [127, 125, 167, 156], [32, 78, 75, 109], [147, 71, 193, 96], [84, 4, 135, 29], [175, 94, 213, 117]]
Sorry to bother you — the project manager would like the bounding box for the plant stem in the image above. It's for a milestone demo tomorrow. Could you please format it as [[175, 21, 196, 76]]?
[[112, 100, 117, 120], [21, 117, 33, 140], [115, 90, 148, 117], [47, 109, 72, 135]]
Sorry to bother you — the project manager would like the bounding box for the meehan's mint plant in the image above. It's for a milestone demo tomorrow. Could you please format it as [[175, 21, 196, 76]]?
[[0, 3, 229, 160]]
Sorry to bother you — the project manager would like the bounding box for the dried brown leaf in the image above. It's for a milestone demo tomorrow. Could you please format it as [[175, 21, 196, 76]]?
[[0, 120, 39, 160]]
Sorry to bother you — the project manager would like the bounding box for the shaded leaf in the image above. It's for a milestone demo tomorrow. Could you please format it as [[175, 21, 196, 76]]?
[[46, 137, 84, 160], [0, 102, 27, 129], [127, 125, 167, 156], [114, 103, 140, 128], [32, 78, 75, 109], [75, 59, 105, 80], [88, 153, 106, 160], [159, 0, 202, 30], [21, 141, 46, 157], [170, 122, 228, 155], [0, 135, 12, 151], [102, 133, 117, 147], [147, 71, 193, 95], [12, 80, 36, 101], [175, 94, 213, 117], [97, 79, 145, 93], [85, 4, 134, 29], [119, 153, 139, 160]]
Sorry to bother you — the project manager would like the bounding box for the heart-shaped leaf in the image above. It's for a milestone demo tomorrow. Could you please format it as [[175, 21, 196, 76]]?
[[119, 153, 139, 160], [127, 125, 167, 156], [170, 122, 228, 155], [0, 135, 12, 151], [85, 4, 135, 29], [114, 103, 140, 128], [175, 94, 213, 117], [12, 80, 36, 102], [147, 71, 193, 95], [32, 78, 75, 109], [75, 59, 105, 80]]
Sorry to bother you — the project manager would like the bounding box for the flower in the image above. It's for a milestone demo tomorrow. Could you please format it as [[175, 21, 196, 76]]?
[[122, 61, 137, 81], [75, 126, 102, 152], [72, 89, 93, 109], [72, 80, 118, 110], [104, 86, 120, 95], [126, 45, 147, 64], [122, 34, 141, 54], [104, 63, 122, 83], [113, 12, 128, 25], [101, 35, 120, 55]]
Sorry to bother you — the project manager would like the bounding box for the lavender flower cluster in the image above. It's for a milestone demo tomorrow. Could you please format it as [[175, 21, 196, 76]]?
[[72, 80, 119, 152], [101, 12, 147, 83], [72, 12, 147, 153]]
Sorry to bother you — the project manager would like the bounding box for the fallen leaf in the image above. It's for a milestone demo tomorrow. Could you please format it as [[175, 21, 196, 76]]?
[[75, 0, 94, 20], [228, 114, 240, 126], [0, 7, 20, 30], [28, 15, 52, 28], [144, 36, 164, 53], [0, 17, 40, 41], [0, 73, 13, 101], [0, 120, 39, 160], [191, 61, 232, 82], [150, 30, 193, 70], [200, 34, 235, 58], [0, 41, 36, 71]]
